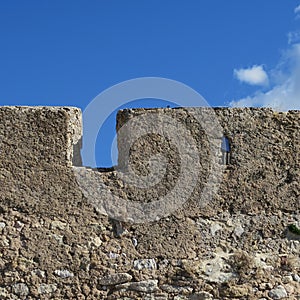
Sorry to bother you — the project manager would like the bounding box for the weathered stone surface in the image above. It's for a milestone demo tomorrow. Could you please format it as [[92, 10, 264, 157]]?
[[128, 280, 159, 292], [116, 107, 300, 217], [293, 273, 300, 282], [0, 106, 299, 299], [12, 283, 29, 297], [144, 293, 168, 300], [0, 222, 6, 229], [268, 285, 288, 299], [37, 283, 57, 294], [0, 106, 81, 167], [133, 258, 157, 270], [220, 283, 250, 298], [98, 273, 132, 285], [54, 269, 74, 278], [189, 291, 214, 300], [160, 284, 193, 294]]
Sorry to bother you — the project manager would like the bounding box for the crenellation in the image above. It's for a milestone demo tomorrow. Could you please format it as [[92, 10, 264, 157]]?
[[0, 106, 299, 299]]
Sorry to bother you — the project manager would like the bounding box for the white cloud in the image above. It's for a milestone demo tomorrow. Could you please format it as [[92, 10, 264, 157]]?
[[295, 4, 300, 14], [230, 44, 300, 111], [234, 65, 269, 86], [288, 31, 300, 44]]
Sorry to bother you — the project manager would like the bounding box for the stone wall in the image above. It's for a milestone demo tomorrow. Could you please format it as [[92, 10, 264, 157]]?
[[116, 107, 300, 216], [0, 106, 299, 299]]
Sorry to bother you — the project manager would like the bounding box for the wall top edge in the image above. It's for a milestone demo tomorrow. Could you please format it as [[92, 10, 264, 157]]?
[[0, 105, 81, 110], [118, 107, 300, 114]]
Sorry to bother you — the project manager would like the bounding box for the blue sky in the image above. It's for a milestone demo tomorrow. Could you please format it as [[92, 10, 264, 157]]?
[[1, 1, 300, 166]]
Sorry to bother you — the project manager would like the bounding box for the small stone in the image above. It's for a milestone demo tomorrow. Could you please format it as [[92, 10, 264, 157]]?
[[282, 275, 293, 283], [38, 284, 57, 294], [90, 236, 102, 247], [98, 273, 132, 285], [54, 269, 74, 278], [15, 220, 24, 231], [12, 283, 29, 297], [174, 296, 188, 300], [51, 234, 64, 244], [31, 269, 46, 278], [108, 252, 119, 259], [112, 219, 125, 237], [0, 222, 6, 229], [293, 273, 300, 282], [132, 238, 138, 247], [189, 291, 214, 299], [210, 223, 222, 236], [233, 224, 244, 237], [128, 280, 158, 293], [268, 285, 288, 299], [51, 220, 67, 230], [133, 258, 157, 270]]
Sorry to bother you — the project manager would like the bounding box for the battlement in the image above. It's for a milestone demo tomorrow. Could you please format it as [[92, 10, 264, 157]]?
[[0, 106, 299, 299]]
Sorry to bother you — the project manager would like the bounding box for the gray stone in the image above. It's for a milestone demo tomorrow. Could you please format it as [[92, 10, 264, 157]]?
[[128, 280, 158, 293], [210, 223, 222, 236], [108, 252, 119, 259], [293, 273, 300, 282], [233, 224, 244, 237], [133, 258, 157, 270], [132, 238, 138, 247], [98, 273, 132, 285], [268, 285, 288, 299], [38, 284, 57, 294], [15, 220, 24, 231], [31, 269, 46, 278], [0, 222, 6, 229], [114, 282, 131, 291], [54, 269, 74, 278], [12, 283, 29, 297]]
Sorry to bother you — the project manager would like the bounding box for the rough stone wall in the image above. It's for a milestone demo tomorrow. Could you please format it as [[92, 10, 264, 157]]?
[[116, 107, 300, 215], [0, 106, 299, 299]]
